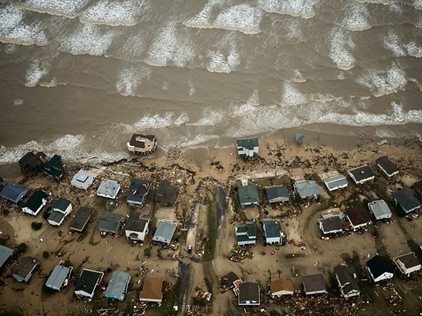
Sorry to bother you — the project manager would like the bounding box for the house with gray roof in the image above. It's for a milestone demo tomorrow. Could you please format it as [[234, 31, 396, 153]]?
[[391, 188, 421, 215], [104, 271, 131, 301], [74, 269, 104, 299], [302, 274, 327, 295], [47, 198, 72, 226], [368, 200, 392, 220], [127, 179, 151, 206], [294, 180, 319, 199], [0, 245, 14, 270], [262, 219, 283, 244], [71, 170, 95, 190], [155, 180, 178, 206], [238, 282, 260, 306], [69, 207, 94, 233], [348, 165, 375, 184], [318, 216, 343, 235], [125, 212, 149, 242], [324, 174, 348, 192], [98, 213, 124, 235], [96, 180, 121, 199], [236, 138, 259, 158], [235, 222, 257, 246], [152, 219, 177, 245], [12, 257, 39, 283], [376, 156, 399, 178], [0, 183, 27, 204], [22, 190, 48, 216], [238, 185, 259, 207], [334, 264, 360, 299], [265, 185, 289, 203], [45, 263, 73, 291]]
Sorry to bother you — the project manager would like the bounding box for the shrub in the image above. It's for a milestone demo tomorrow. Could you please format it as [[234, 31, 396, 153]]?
[[58, 230, 63, 237], [2, 209, 9, 216], [64, 259, 72, 267], [144, 247, 151, 258], [42, 251, 49, 259], [17, 243, 27, 253], [31, 222, 43, 231]]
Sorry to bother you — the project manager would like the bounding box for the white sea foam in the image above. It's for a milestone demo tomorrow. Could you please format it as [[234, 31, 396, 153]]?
[[356, 63, 408, 96], [342, 2, 371, 31], [292, 70, 306, 82], [281, 83, 307, 106], [388, 0, 402, 13], [383, 31, 406, 57], [212, 4, 262, 34], [357, 0, 388, 4], [60, 24, 115, 56], [145, 22, 194, 67], [230, 90, 259, 117], [134, 112, 175, 129], [13, 0, 89, 18], [39, 78, 58, 88], [14, 99, 24, 106], [329, 28, 356, 70], [412, 0, 422, 10], [259, 0, 319, 19], [48, 134, 84, 150], [184, 0, 221, 28], [0, 6, 23, 29], [406, 42, 422, 57], [194, 107, 225, 126], [116, 66, 151, 96], [25, 60, 49, 87], [207, 48, 240, 73], [174, 113, 189, 126], [177, 134, 220, 149], [3, 43, 17, 54], [79, 1, 147, 26], [188, 81, 196, 96]]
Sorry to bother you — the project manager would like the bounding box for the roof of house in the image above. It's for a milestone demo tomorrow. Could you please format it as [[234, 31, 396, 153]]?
[[238, 185, 259, 205], [18, 151, 46, 172], [367, 255, 394, 279], [45, 264, 72, 290], [104, 271, 131, 301], [71, 170, 95, 189], [43, 154, 66, 179], [125, 212, 148, 232], [238, 282, 260, 302], [23, 190, 47, 210], [48, 210, 66, 224], [127, 179, 150, 204], [319, 216, 343, 232], [392, 188, 421, 212], [0, 245, 14, 268], [0, 183, 27, 203], [236, 138, 259, 150], [139, 277, 163, 302], [270, 278, 294, 293], [294, 180, 319, 198], [13, 256, 38, 279], [220, 272, 239, 287], [153, 220, 177, 242], [348, 165, 375, 182], [376, 156, 399, 175], [262, 220, 281, 238], [345, 207, 371, 226], [128, 134, 157, 147], [69, 207, 94, 232], [265, 186, 289, 200], [324, 174, 348, 190], [75, 269, 103, 295], [302, 274, 326, 294], [155, 180, 178, 206], [395, 253, 421, 269], [50, 198, 71, 212], [96, 180, 121, 199], [368, 200, 392, 219], [334, 264, 359, 294], [236, 221, 257, 236], [98, 213, 124, 234]]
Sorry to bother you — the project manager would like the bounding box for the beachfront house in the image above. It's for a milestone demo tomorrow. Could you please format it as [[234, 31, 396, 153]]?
[[376, 156, 399, 178], [152, 219, 177, 245], [220, 272, 239, 290], [127, 134, 157, 154], [12, 257, 39, 283], [125, 212, 149, 242], [126, 179, 151, 206], [391, 188, 421, 214], [348, 165, 375, 185], [236, 138, 259, 158], [265, 185, 290, 203], [413, 180, 422, 201], [74, 269, 104, 299], [366, 255, 394, 283], [18, 151, 47, 174], [318, 215, 343, 235], [393, 252, 421, 277], [96, 179, 121, 199], [0, 245, 15, 271], [262, 219, 283, 245], [98, 213, 124, 236], [139, 277, 164, 303], [270, 278, 294, 297], [238, 282, 260, 306], [323, 173, 348, 192], [71, 169, 95, 190], [104, 271, 131, 301], [43, 154, 67, 181], [293, 180, 320, 199], [22, 190, 48, 216], [45, 263, 73, 291], [334, 264, 360, 299], [47, 198, 72, 226], [345, 207, 371, 231], [69, 206, 94, 233], [368, 200, 392, 220], [238, 184, 259, 207], [302, 274, 327, 295], [0, 183, 27, 204], [155, 180, 179, 206], [235, 221, 257, 246]]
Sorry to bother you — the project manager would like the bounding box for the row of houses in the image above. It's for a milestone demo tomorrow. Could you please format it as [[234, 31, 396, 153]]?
[[235, 219, 284, 246]]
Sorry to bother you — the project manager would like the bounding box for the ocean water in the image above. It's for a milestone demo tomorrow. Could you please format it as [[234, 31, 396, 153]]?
[[0, 0, 421, 165]]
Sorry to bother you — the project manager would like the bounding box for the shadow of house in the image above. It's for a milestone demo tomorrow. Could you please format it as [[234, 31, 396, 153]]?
[[155, 180, 178, 207], [18, 151, 47, 175], [43, 154, 68, 182], [0, 183, 27, 204], [12, 256, 39, 283], [104, 271, 131, 301]]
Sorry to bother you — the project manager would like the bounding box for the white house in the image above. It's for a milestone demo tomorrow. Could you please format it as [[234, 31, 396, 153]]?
[[366, 255, 394, 283], [125, 212, 149, 242], [47, 198, 72, 226], [71, 170, 95, 190], [262, 220, 283, 244], [334, 264, 360, 299], [22, 190, 48, 216], [236, 138, 259, 158], [393, 252, 421, 277], [323, 173, 348, 192]]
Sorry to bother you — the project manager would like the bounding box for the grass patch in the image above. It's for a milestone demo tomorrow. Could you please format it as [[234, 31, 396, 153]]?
[[203, 201, 217, 262]]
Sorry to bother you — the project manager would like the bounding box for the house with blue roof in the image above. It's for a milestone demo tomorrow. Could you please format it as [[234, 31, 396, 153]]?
[[0, 183, 27, 204], [22, 190, 48, 216], [294, 180, 320, 199], [104, 271, 131, 301], [391, 188, 421, 215]]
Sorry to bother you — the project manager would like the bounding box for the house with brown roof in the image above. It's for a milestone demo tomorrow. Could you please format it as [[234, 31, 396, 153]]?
[[127, 134, 157, 154], [139, 277, 163, 303], [345, 207, 371, 231], [393, 252, 421, 277], [270, 278, 294, 297]]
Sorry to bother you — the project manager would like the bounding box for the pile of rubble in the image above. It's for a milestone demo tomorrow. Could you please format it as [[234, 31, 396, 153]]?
[[229, 246, 254, 262]]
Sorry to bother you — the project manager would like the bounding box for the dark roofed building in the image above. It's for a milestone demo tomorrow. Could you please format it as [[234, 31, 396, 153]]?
[[366, 255, 394, 283], [98, 213, 124, 235], [345, 207, 371, 231], [127, 179, 151, 206], [127, 134, 157, 154], [22, 190, 48, 216], [236, 138, 259, 158], [302, 274, 327, 295], [376, 156, 399, 178], [12, 256, 39, 283], [18, 151, 47, 174], [0, 183, 27, 204], [235, 222, 257, 246], [238, 282, 260, 306], [393, 252, 421, 276], [238, 185, 259, 207], [155, 180, 178, 206], [348, 165, 375, 184], [69, 207, 94, 233], [319, 216, 343, 235], [266, 185, 289, 203], [334, 264, 360, 299], [262, 219, 283, 244], [413, 180, 422, 201], [43, 154, 67, 181], [391, 188, 421, 214], [125, 212, 149, 241], [0, 245, 15, 270], [74, 269, 104, 299]]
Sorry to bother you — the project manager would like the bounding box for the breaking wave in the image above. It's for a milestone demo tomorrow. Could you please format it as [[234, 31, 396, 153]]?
[[329, 27, 356, 70], [116, 66, 151, 96], [259, 0, 320, 19], [12, 0, 88, 18], [342, 2, 372, 31]]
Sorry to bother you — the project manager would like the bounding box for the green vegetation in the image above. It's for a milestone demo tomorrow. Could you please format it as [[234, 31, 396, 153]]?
[[144, 247, 152, 258], [2, 209, 9, 216], [42, 250, 49, 259], [43, 208, 51, 220], [31, 221, 43, 230], [58, 230, 63, 237], [202, 201, 217, 261], [17, 242, 28, 253]]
